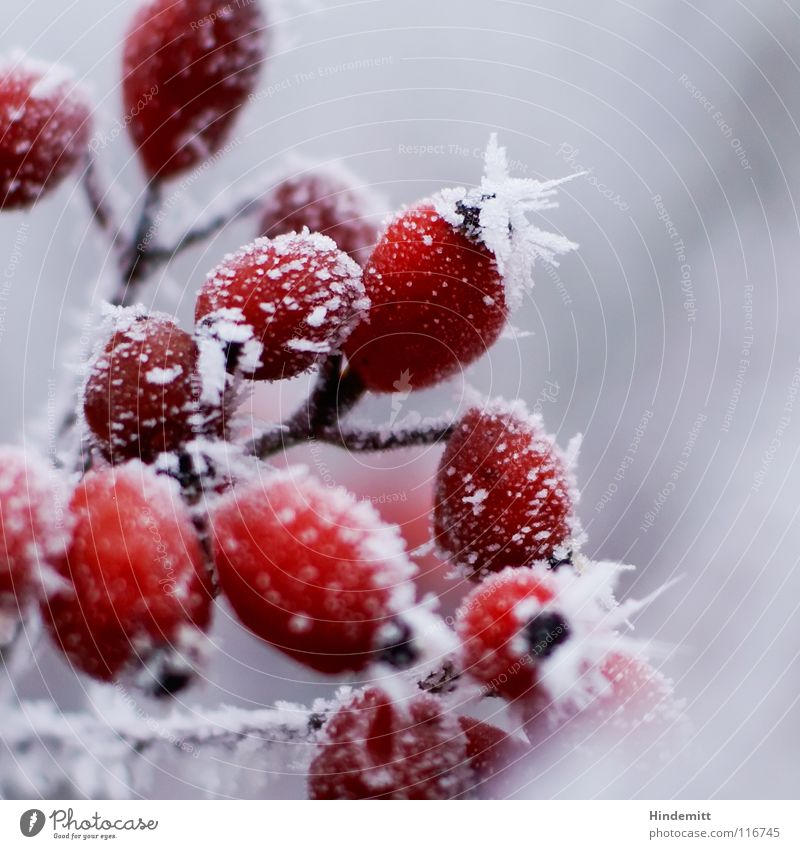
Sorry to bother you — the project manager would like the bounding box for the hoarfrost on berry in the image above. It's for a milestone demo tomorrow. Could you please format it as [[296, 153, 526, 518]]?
[[195, 231, 367, 382], [42, 462, 213, 684], [434, 398, 579, 577], [259, 160, 387, 266], [211, 467, 418, 674], [434, 134, 579, 309], [0, 52, 91, 209], [122, 0, 267, 179]]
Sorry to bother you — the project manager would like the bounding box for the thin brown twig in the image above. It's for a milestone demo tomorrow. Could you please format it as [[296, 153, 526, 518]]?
[[81, 155, 120, 239], [318, 419, 456, 452], [249, 356, 455, 459], [113, 182, 164, 306], [139, 191, 264, 272], [248, 356, 366, 458]]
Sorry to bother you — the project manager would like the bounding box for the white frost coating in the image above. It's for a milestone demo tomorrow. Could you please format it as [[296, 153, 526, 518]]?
[[0, 694, 325, 798], [500, 395, 579, 518], [500, 323, 535, 340], [196, 333, 230, 406], [198, 230, 367, 375], [1, 50, 87, 102], [462, 487, 488, 515], [389, 603, 460, 686], [286, 338, 330, 353], [29, 66, 77, 100], [493, 562, 675, 718], [160, 437, 255, 509], [306, 305, 327, 327], [565, 433, 583, 474], [433, 134, 579, 309], [145, 365, 183, 385], [236, 338, 265, 375], [202, 307, 253, 344]]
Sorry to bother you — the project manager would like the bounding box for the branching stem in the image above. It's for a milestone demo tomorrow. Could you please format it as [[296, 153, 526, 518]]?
[[320, 420, 456, 452], [79, 170, 453, 464], [81, 155, 120, 241], [139, 191, 263, 272], [248, 357, 455, 459], [114, 182, 165, 307]]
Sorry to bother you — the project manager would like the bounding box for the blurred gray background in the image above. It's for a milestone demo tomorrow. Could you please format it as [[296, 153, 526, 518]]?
[[2, 0, 799, 799]]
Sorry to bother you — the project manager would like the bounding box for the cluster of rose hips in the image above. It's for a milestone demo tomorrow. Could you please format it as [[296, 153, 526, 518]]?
[[0, 0, 676, 799]]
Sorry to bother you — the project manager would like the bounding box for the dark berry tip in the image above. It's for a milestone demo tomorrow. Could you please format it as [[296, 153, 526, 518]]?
[[525, 611, 570, 659], [454, 194, 495, 242], [223, 340, 244, 373], [308, 712, 328, 732], [377, 620, 420, 669], [547, 549, 573, 571], [454, 193, 514, 244], [152, 669, 193, 699], [140, 644, 200, 699], [418, 660, 459, 694]]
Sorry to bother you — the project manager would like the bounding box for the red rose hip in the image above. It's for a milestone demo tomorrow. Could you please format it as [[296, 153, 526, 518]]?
[[260, 166, 383, 267], [122, 0, 266, 180], [83, 311, 220, 463], [211, 469, 417, 673], [343, 202, 508, 392], [42, 462, 212, 689], [0, 447, 66, 626], [0, 54, 91, 210], [586, 651, 678, 729], [455, 568, 568, 701], [308, 688, 473, 799], [434, 401, 576, 578], [195, 232, 365, 382], [343, 135, 580, 393], [458, 715, 526, 789]]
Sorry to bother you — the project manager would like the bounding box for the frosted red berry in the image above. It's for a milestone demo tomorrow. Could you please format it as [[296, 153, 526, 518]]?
[[195, 232, 366, 382], [308, 688, 473, 799], [455, 568, 568, 700], [587, 651, 677, 728], [343, 202, 507, 392], [211, 469, 416, 674], [83, 312, 220, 464], [42, 463, 212, 687], [434, 402, 575, 578], [260, 168, 381, 267], [0, 448, 66, 619], [122, 0, 266, 180], [0, 54, 91, 210], [459, 716, 523, 784], [460, 716, 511, 772]]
